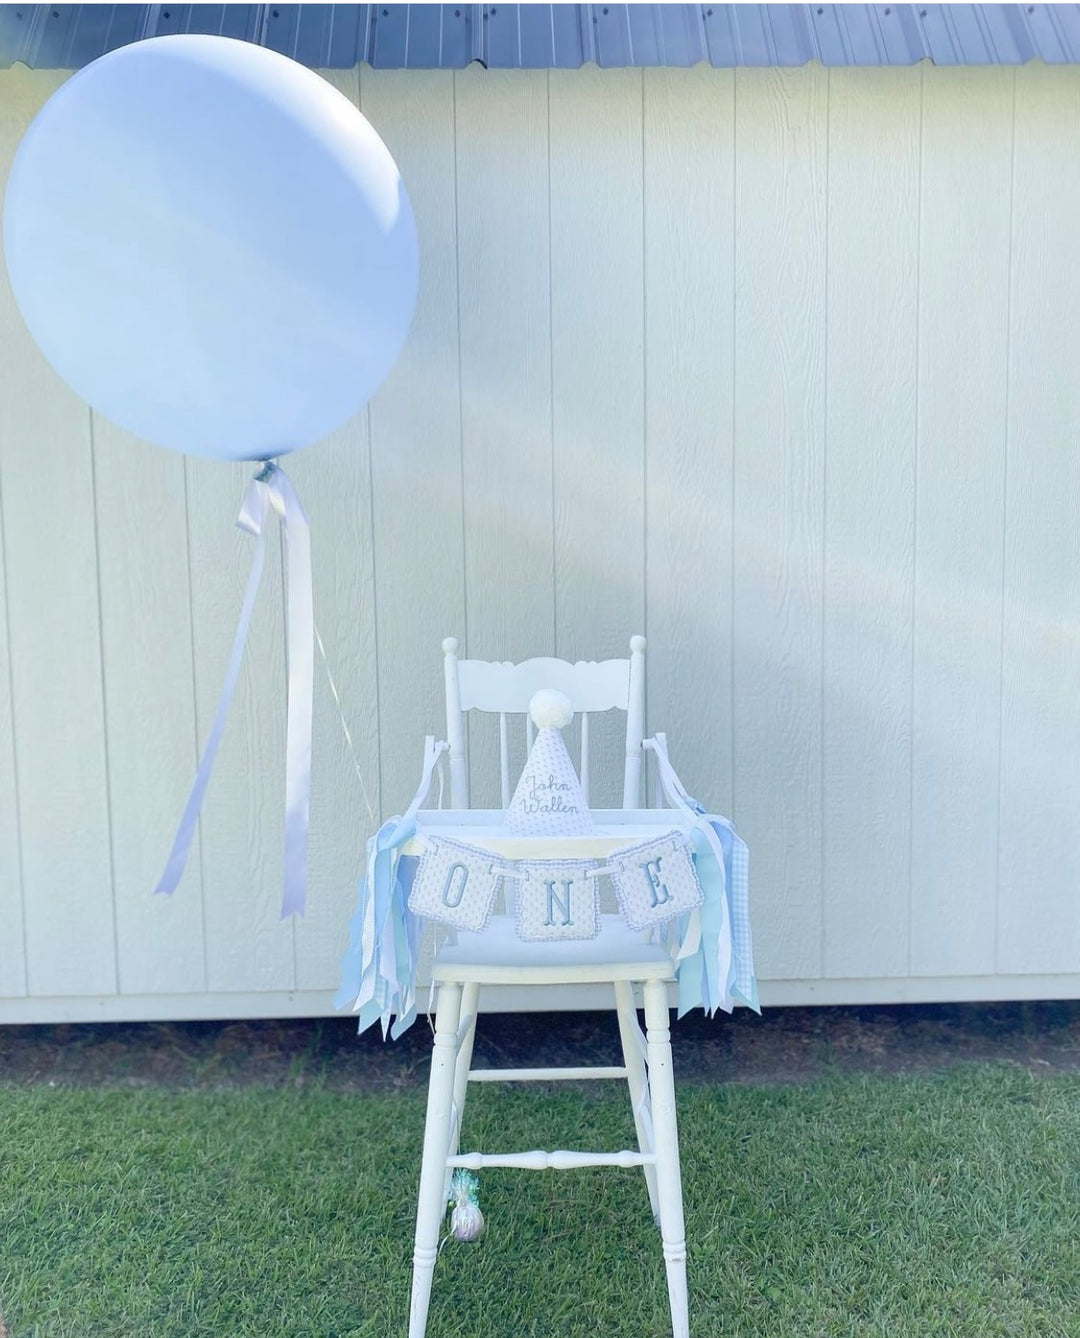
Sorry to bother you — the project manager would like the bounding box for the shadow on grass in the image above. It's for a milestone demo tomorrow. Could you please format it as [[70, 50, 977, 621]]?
[[4, 1000, 1080, 1092]]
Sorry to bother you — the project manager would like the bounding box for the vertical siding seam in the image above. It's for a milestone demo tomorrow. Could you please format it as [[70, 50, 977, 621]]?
[[87, 409, 120, 994], [450, 70, 470, 802], [0, 403, 28, 994], [278, 512, 297, 985], [730, 67, 737, 819], [641, 69, 648, 692], [181, 457, 209, 989], [907, 62, 925, 980], [547, 69, 557, 655], [820, 66, 830, 981], [364, 399, 383, 825], [452, 70, 469, 662], [994, 67, 1017, 976], [356, 69, 388, 828], [355, 63, 383, 829]]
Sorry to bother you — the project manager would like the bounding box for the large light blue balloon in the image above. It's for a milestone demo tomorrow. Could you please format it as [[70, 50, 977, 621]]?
[[3, 35, 418, 460]]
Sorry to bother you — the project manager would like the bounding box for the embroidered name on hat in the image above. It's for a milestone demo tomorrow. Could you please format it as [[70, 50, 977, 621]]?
[[521, 772, 583, 817]]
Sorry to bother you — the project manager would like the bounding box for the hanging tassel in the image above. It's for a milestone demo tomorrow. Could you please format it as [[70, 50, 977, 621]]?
[[448, 1169, 484, 1242]]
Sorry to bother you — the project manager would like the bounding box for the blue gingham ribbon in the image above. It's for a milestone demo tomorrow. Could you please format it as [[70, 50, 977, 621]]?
[[645, 734, 757, 1014]]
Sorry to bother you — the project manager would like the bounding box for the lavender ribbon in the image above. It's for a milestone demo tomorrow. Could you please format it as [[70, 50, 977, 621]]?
[[155, 461, 313, 918]]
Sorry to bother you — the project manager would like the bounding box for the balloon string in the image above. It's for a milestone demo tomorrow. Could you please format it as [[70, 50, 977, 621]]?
[[314, 619, 378, 827], [290, 454, 377, 827]]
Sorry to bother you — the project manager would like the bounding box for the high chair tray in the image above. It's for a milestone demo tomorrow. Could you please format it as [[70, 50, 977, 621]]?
[[403, 809, 688, 859]]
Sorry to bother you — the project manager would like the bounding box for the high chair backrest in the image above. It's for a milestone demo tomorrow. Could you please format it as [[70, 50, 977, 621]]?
[[442, 635, 647, 811]]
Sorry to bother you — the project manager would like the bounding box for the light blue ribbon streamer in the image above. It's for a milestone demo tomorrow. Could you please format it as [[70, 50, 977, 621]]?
[[645, 734, 758, 1017], [335, 738, 448, 1037], [706, 815, 758, 1012], [154, 461, 314, 919]]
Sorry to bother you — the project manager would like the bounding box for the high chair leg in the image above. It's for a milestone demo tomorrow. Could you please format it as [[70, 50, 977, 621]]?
[[614, 979, 660, 1222], [451, 982, 480, 1153], [643, 979, 689, 1338], [409, 980, 462, 1338], [446, 981, 480, 1176]]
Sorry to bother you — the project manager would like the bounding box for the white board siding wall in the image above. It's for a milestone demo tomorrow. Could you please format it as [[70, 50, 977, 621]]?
[[0, 61, 1078, 1023]]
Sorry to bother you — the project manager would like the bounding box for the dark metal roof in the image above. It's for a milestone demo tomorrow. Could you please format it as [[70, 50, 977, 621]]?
[[1, 4, 1078, 71]]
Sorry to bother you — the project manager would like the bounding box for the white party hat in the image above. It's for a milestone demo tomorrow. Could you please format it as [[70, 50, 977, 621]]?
[[504, 690, 595, 836]]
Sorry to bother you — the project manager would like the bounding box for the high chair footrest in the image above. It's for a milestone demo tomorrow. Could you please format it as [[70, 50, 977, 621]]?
[[447, 1149, 656, 1171], [468, 1065, 628, 1082]]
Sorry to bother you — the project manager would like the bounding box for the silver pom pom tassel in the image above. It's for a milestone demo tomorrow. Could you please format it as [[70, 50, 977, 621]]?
[[449, 1169, 484, 1242]]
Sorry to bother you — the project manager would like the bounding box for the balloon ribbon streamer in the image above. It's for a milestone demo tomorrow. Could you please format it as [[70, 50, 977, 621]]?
[[154, 461, 313, 918]]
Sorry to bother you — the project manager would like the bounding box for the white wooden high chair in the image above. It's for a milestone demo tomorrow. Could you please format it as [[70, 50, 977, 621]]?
[[408, 635, 690, 1338]]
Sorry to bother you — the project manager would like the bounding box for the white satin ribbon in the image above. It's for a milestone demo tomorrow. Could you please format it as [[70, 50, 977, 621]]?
[[155, 462, 314, 919]]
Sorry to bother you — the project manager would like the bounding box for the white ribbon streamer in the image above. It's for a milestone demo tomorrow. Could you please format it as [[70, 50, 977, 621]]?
[[154, 462, 314, 919]]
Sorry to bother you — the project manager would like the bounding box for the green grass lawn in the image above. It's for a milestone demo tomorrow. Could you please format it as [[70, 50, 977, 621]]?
[[2, 1063, 1080, 1337]]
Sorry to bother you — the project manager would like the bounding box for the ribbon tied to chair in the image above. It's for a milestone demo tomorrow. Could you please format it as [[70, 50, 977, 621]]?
[[154, 461, 314, 919]]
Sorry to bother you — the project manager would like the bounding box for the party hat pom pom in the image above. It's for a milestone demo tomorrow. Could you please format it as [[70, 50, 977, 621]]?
[[449, 1169, 484, 1242], [529, 688, 574, 730]]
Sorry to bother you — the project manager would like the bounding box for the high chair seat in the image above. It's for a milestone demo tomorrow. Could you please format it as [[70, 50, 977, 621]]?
[[434, 914, 675, 982]]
